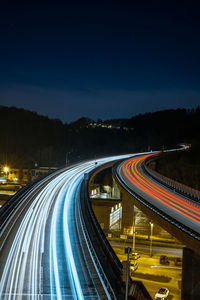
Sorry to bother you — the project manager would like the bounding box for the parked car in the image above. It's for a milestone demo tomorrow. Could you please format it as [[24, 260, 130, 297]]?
[[131, 252, 140, 260], [160, 255, 169, 265], [130, 262, 138, 275], [155, 287, 169, 299], [174, 257, 182, 266]]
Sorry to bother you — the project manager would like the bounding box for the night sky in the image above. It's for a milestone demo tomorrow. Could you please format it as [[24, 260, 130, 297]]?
[[0, 1, 200, 122]]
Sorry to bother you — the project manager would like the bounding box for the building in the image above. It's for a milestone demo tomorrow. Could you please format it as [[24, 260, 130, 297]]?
[[0, 167, 57, 184]]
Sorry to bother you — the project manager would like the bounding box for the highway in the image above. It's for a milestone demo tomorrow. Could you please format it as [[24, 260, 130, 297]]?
[[117, 154, 200, 236], [0, 155, 132, 299]]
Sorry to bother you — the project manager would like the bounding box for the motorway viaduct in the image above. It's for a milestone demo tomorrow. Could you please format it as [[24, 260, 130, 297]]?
[[89, 154, 200, 300], [0, 154, 153, 300], [0, 152, 199, 299]]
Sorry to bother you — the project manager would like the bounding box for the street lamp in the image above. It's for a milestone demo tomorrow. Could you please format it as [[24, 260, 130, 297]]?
[[150, 222, 154, 257], [66, 152, 71, 165], [4, 166, 9, 182], [132, 206, 136, 253], [124, 247, 132, 300]]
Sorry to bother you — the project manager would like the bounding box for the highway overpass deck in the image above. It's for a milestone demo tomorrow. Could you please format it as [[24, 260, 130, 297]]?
[[113, 153, 200, 256], [0, 155, 136, 300]]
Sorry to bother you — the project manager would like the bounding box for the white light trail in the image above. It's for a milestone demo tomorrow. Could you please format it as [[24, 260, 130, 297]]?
[[0, 154, 133, 299]]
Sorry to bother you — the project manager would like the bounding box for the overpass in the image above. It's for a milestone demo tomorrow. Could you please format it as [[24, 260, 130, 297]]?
[[1, 150, 198, 299], [0, 154, 152, 300], [113, 153, 200, 300]]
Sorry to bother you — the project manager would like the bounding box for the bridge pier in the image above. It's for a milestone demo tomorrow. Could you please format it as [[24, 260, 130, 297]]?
[[91, 201, 111, 231], [121, 193, 133, 234], [182, 247, 200, 300]]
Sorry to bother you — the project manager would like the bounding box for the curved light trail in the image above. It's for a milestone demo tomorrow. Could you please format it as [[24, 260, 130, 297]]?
[[0, 154, 133, 299], [119, 154, 200, 234]]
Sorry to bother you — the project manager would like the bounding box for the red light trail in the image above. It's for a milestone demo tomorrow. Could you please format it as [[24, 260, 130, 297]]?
[[122, 154, 200, 225]]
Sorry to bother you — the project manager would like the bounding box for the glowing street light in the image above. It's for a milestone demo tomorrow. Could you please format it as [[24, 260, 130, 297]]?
[[150, 222, 154, 257], [4, 166, 9, 173], [4, 166, 9, 181]]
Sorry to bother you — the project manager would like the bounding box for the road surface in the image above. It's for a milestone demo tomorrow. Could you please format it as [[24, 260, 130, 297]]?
[[0, 155, 133, 299], [117, 154, 200, 235]]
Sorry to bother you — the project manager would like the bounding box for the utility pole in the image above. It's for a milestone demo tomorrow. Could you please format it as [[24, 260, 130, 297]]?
[[125, 247, 132, 300], [66, 152, 70, 165], [132, 205, 136, 254], [150, 222, 154, 257]]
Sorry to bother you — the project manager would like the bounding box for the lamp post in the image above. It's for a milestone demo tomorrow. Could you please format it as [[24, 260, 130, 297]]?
[[66, 152, 71, 165], [132, 206, 136, 254], [124, 247, 132, 300], [4, 166, 9, 182], [150, 222, 154, 257]]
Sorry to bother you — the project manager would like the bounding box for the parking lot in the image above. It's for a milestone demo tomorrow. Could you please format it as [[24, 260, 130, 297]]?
[[109, 239, 182, 299]]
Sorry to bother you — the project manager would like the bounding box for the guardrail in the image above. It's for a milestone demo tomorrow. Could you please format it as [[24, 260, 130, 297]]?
[[113, 161, 200, 242], [88, 162, 152, 300], [78, 171, 125, 299], [142, 157, 200, 202], [77, 184, 117, 299]]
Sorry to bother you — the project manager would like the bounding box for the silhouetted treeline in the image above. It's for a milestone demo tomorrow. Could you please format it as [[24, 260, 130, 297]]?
[[0, 106, 199, 168], [153, 143, 200, 190]]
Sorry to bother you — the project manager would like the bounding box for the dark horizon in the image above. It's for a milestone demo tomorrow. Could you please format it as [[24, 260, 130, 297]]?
[[1, 104, 200, 124], [0, 1, 200, 122]]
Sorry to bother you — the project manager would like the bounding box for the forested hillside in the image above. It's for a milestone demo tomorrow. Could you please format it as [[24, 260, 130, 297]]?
[[0, 106, 199, 169], [153, 143, 200, 190]]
